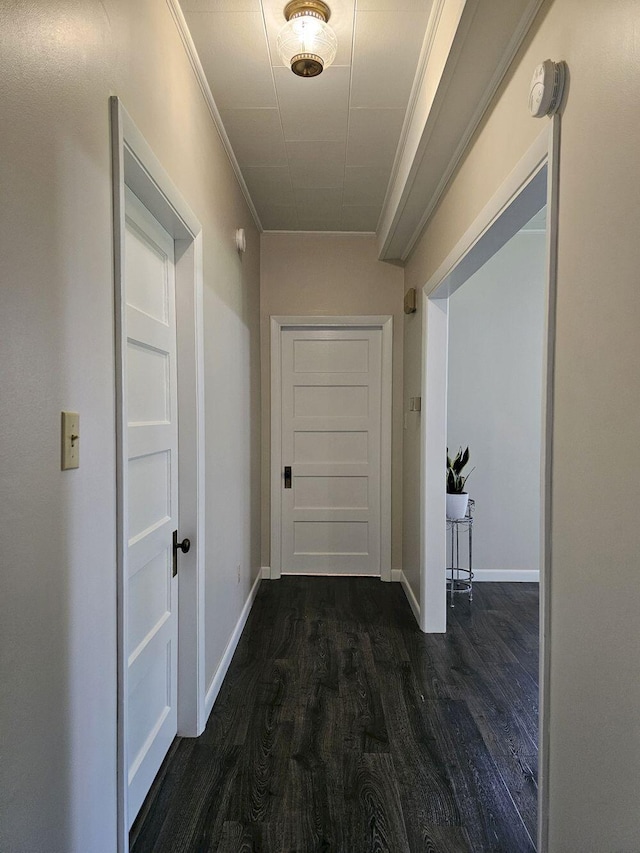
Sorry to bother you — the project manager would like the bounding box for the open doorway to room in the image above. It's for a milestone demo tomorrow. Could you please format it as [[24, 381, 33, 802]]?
[[446, 205, 547, 591], [420, 123, 558, 850], [442, 203, 547, 845]]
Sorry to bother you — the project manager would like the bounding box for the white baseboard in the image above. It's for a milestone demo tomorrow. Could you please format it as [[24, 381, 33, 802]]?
[[204, 572, 261, 719], [473, 569, 540, 582], [400, 570, 421, 624], [390, 569, 402, 582], [261, 566, 271, 579]]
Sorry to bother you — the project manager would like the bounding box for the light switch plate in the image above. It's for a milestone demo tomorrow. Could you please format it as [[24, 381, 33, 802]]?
[[61, 411, 80, 470]]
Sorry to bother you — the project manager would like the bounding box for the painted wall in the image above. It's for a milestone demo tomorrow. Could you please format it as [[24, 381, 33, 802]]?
[[260, 233, 404, 574], [447, 228, 546, 577], [0, 2, 260, 852], [404, 0, 640, 848]]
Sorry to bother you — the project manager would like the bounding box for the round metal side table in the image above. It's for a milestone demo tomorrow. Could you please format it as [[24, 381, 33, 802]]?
[[446, 498, 474, 607]]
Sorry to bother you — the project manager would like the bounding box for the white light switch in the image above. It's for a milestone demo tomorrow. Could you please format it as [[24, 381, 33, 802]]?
[[61, 411, 80, 470]]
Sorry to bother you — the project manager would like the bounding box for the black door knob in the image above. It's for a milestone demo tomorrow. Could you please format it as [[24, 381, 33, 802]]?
[[172, 530, 191, 576]]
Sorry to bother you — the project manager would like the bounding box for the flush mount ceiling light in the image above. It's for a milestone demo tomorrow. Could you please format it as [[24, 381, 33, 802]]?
[[277, 0, 337, 78]]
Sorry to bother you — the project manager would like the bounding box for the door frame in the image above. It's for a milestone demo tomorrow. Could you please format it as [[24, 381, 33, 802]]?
[[270, 315, 393, 582], [418, 120, 559, 852], [111, 97, 207, 851]]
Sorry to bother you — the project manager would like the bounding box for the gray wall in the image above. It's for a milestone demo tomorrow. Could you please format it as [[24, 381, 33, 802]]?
[[0, 2, 261, 851], [404, 0, 640, 848], [260, 232, 405, 572], [447, 227, 546, 576]]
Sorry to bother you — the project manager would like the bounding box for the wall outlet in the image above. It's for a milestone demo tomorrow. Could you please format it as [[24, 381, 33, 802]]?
[[236, 564, 241, 583]]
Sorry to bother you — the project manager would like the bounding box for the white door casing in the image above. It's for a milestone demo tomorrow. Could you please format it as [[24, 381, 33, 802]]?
[[417, 122, 558, 852], [271, 317, 393, 580], [123, 188, 178, 826]]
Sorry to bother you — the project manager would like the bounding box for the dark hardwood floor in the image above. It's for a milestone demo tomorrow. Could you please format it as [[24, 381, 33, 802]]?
[[131, 578, 538, 853]]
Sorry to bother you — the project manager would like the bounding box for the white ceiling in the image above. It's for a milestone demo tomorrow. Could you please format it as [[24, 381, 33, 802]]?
[[179, 0, 434, 231]]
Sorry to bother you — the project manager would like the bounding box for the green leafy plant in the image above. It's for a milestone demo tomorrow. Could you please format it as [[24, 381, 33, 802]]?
[[446, 446, 474, 494]]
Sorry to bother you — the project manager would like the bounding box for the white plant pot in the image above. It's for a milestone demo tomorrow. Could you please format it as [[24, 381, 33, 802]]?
[[446, 493, 469, 520]]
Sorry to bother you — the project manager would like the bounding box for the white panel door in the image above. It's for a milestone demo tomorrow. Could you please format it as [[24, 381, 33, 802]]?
[[280, 328, 382, 575], [124, 188, 178, 826]]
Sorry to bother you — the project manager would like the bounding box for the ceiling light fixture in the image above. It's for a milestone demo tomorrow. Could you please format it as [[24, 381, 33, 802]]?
[[277, 0, 337, 78]]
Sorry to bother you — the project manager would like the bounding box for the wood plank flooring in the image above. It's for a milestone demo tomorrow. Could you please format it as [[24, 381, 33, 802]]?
[[131, 578, 538, 853]]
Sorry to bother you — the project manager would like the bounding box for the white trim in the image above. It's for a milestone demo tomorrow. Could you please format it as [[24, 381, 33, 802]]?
[[400, 571, 421, 624], [377, 0, 545, 262], [204, 574, 262, 719], [399, 0, 545, 262], [419, 127, 549, 634], [420, 297, 449, 633], [165, 0, 262, 232], [270, 315, 393, 582], [111, 100, 128, 853], [271, 314, 393, 327], [473, 570, 540, 582], [426, 129, 549, 301], [111, 97, 207, 852], [538, 114, 561, 853], [376, 0, 462, 251], [270, 319, 283, 581], [175, 230, 207, 739], [390, 569, 402, 582], [382, 0, 447, 221], [281, 572, 385, 578], [262, 230, 376, 238], [261, 566, 271, 579], [379, 320, 393, 581]]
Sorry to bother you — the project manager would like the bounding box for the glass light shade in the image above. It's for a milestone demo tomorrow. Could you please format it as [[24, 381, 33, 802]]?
[[277, 12, 337, 76]]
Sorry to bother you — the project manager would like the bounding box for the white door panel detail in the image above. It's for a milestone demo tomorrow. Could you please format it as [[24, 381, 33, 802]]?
[[124, 188, 178, 826], [281, 328, 382, 576]]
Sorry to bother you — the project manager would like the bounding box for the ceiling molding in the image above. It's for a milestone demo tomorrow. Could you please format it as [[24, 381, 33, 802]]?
[[166, 0, 263, 232], [400, 0, 546, 262], [375, 0, 448, 233], [376, 0, 545, 263], [261, 230, 376, 237]]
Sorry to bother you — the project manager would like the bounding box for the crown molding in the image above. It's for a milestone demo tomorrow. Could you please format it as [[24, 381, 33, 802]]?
[[399, 0, 545, 262], [375, 0, 448, 234], [261, 230, 376, 237], [377, 0, 545, 263], [166, 0, 263, 232]]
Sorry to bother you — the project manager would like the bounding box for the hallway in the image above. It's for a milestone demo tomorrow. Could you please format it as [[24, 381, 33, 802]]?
[[131, 579, 538, 852]]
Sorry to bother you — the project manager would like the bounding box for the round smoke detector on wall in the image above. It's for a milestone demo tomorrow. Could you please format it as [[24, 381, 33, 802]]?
[[529, 59, 566, 117], [235, 228, 246, 253]]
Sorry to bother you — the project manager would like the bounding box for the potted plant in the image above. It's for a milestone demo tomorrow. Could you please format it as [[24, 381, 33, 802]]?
[[446, 446, 474, 519]]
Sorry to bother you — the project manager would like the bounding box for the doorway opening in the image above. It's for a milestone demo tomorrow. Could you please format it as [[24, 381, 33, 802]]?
[[420, 122, 559, 850], [446, 204, 547, 586]]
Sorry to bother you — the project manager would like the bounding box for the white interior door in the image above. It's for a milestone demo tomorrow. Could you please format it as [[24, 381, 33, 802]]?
[[280, 327, 382, 576], [123, 188, 178, 826]]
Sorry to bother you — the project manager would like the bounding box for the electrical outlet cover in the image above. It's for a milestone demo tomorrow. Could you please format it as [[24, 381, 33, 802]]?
[[61, 411, 80, 470]]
